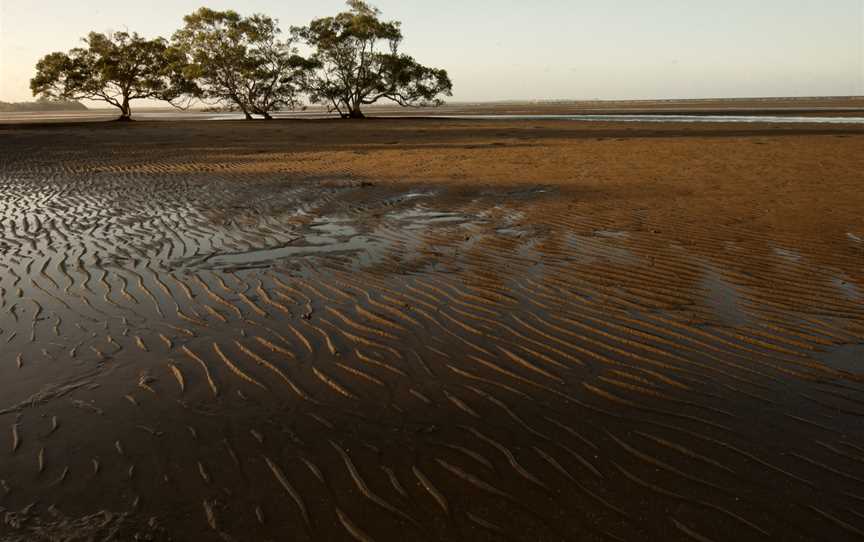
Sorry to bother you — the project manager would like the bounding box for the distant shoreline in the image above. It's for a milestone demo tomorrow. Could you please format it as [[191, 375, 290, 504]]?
[[0, 100, 87, 113], [3, 100, 864, 126]]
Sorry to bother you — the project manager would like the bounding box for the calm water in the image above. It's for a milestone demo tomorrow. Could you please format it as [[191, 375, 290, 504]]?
[[436, 114, 864, 124], [3, 110, 864, 124]]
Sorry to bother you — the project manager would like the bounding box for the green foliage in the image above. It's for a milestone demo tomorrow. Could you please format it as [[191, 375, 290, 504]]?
[[30, 31, 187, 120], [295, 0, 453, 118], [171, 8, 313, 119], [29, 3, 453, 120]]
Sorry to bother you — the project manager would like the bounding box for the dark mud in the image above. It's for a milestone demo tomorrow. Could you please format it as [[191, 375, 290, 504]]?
[[1, 122, 863, 542]]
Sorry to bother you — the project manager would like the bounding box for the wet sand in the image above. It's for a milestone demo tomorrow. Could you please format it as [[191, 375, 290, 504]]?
[[0, 118, 863, 541], [3, 96, 864, 124]]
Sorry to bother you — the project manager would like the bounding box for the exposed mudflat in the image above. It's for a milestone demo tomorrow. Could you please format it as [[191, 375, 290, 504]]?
[[0, 119, 863, 541], [3, 96, 864, 123]]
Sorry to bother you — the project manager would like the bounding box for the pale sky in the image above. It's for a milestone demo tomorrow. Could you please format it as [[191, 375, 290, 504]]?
[[1, 0, 862, 104]]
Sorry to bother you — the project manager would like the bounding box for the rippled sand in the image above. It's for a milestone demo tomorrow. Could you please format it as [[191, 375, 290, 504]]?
[[0, 119, 863, 541]]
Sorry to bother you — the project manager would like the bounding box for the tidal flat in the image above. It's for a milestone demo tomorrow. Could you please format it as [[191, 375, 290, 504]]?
[[0, 117, 863, 541]]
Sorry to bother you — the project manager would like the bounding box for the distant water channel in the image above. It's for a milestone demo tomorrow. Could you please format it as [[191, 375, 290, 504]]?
[[199, 112, 864, 124], [4, 110, 863, 124], [434, 114, 864, 124]]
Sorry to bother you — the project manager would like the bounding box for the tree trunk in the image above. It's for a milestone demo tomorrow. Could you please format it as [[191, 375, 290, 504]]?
[[116, 97, 132, 121], [348, 107, 365, 119], [262, 111, 273, 120], [244, 112, 254, 120]]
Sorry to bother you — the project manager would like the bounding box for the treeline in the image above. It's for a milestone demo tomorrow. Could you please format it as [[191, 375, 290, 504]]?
[[0, 100, 87, 112], [30, 1, 452, 121]]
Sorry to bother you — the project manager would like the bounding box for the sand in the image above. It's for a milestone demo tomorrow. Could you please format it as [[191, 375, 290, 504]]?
[[0, 118, 863, 541], [3, 96, 864, 123]]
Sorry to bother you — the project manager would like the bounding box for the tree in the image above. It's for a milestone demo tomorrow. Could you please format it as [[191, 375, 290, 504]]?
[[171, 8, 312, 120], [30, 31, 188, 121], [295, 0, 453, 118]]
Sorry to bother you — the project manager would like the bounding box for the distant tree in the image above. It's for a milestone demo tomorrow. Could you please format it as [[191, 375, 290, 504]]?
[[295, 0, 453, 118], [30, 31, 189, 120], [171, 8, 313, 120]]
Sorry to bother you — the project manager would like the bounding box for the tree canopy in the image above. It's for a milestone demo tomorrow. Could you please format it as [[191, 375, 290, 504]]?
[[29, 3, 454, 120], [295, 0, 453, 118], [30, 31, 188, 120], [171, 8, 313, 120]]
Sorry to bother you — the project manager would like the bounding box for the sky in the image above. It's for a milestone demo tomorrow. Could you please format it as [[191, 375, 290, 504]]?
[[1, 0, 862, 104]]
